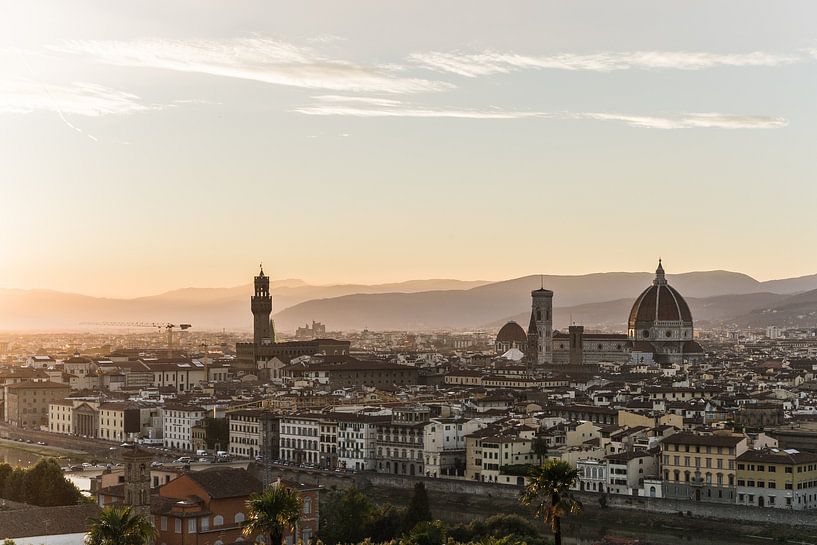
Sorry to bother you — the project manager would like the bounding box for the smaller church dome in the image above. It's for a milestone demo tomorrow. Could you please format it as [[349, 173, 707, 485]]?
[[497, 321, 527, 344]]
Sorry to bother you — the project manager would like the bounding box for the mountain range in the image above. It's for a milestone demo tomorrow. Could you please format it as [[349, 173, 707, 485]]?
[[3, 271, 817, 332]]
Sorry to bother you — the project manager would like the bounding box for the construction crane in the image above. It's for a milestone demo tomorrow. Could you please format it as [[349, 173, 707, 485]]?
[[80, 321, 192, 356]]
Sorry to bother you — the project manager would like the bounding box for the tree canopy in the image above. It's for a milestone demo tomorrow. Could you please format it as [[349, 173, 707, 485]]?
[[0, 459, 85, 506], [85, 505, 157, 545]]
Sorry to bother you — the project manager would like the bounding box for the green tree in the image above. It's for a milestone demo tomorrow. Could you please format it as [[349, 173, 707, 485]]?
[[403, 520, 447, 545], [531, 437, 548, 462], [319, 487, 374, 545], [520, 460, 582, 545], [365, 504, 405, 543], [0, 464, 12, 493], [85, 505, 157, 545], [2, 468, 24, 502], [243, 485, 302, 545], [449, 514, 545, 545], [403, 482, 432, 533]]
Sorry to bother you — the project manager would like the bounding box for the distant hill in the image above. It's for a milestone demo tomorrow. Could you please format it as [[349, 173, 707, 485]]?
[[271, 271, 807, 332], [491, 292, 790, 332], [729, 288, 817, 328], [3, 270, 817, 332], [0, 278, 489, 331]]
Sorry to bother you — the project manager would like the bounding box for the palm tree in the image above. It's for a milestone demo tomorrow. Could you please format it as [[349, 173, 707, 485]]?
[[243, 484, 303, 545], [85, 505, 157, 545], [519, 460, 582, 545]]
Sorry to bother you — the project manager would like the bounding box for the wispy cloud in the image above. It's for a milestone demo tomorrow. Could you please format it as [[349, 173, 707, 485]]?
[[0, 78, 154, 116], [294, 96, 787, 129], [56, 37, 450, 94], [295, 95, 549, 119], [573, 112, 788, 129], [410, 49, 801, 77]]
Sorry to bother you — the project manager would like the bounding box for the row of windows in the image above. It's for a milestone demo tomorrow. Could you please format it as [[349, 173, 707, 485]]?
[[666, 444, 734, 455], [665, 455, 730, 469], [281, 438, 317, 450]]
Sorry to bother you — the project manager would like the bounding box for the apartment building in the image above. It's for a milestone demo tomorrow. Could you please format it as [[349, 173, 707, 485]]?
[[228, 410, 265, 459], [318, 419, 338, 469], [279, 414, 321, 465], [605, 450, 658, 496], [736, 448, 817, 509], [336, 412, 389, 471], [661, 432, 748, 503], [98, 401, 158, 443], [423, 417, 489, 478], [4, 380, 70, 428], [162, 404, 206, 451], [147, 359, 207, 393], [375, 405, 430, 477]]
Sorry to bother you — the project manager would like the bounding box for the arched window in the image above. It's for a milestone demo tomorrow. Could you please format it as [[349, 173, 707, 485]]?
[[214, 515, 224, 526], [214, 541, 224, 545], [235, 512, 246, 524]]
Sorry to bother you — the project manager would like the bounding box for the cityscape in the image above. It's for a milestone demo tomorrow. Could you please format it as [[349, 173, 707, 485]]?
[[2, 2, 817, 545]]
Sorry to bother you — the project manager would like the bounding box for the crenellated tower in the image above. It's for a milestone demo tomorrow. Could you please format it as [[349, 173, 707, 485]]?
[[252, 263, 273, 345]]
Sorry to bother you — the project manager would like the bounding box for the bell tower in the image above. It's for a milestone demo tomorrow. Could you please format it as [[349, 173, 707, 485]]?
[[121, 443, 153, 518], [530, 285, 554, 366], [252, 263, 273, 345]]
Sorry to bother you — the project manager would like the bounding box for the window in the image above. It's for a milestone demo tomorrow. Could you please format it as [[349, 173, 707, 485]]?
[[200, 516, 209, 531], [235, 512, 246, 524], [175, 519, 182, 534], [161, 517, 168, 531], [189, 519, 197, 533], [303, 497, 311, 514], [214, 515, 224, 526]]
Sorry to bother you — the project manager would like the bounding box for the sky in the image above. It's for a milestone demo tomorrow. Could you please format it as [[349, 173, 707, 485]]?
[[1, 1, 816, 298]]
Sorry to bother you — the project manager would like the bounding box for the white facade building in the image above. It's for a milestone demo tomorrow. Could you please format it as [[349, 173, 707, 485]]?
[[162, 404, 205, 451], [279, 414, 321, 465]]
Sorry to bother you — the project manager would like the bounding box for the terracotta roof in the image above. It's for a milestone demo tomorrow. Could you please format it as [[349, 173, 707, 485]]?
[[5, 380, 70, 390], [737, 448, 817, 465], [0, 503, 101, 539], [662, 432, 744, 447], [178, 467, 263, 499]]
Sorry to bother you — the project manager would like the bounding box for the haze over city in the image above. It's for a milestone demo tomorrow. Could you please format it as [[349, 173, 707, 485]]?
[[5, 4, 817, 545], [3, 2, 817, 297]]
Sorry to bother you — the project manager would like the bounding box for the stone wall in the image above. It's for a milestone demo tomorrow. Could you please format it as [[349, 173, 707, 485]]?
[[592, 492, 817, 528], [262, 466, 817, 529]]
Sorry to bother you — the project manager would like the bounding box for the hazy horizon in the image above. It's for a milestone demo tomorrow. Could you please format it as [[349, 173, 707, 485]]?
[[3, 265, 817, 299], [3, 2, 816, 298]]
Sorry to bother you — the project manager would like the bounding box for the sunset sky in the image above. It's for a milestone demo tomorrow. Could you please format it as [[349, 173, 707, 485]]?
[[2, 2, 816, 297]]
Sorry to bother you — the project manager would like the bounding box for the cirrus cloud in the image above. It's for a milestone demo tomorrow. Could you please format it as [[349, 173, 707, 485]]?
[[410, 49, 802, 77], [294, 95, 787, 129], [56, 37, 451, 94], [0, 78, 154, 116]]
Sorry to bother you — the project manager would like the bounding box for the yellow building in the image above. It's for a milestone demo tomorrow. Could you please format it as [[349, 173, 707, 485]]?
[[661, 432, 748, 503], [736, 448, 817, 510]]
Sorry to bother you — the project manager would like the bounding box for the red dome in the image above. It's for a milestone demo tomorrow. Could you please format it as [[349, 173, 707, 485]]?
[[628, 284, 693, 327], [628, 261, 693, 329], [497, 321, 527, 344]]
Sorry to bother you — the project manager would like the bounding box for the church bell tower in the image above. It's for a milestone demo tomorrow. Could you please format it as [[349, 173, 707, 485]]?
[[252, 264, 273, 345], [121, 444, 153, 518], [529, 285, 554, 366]]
